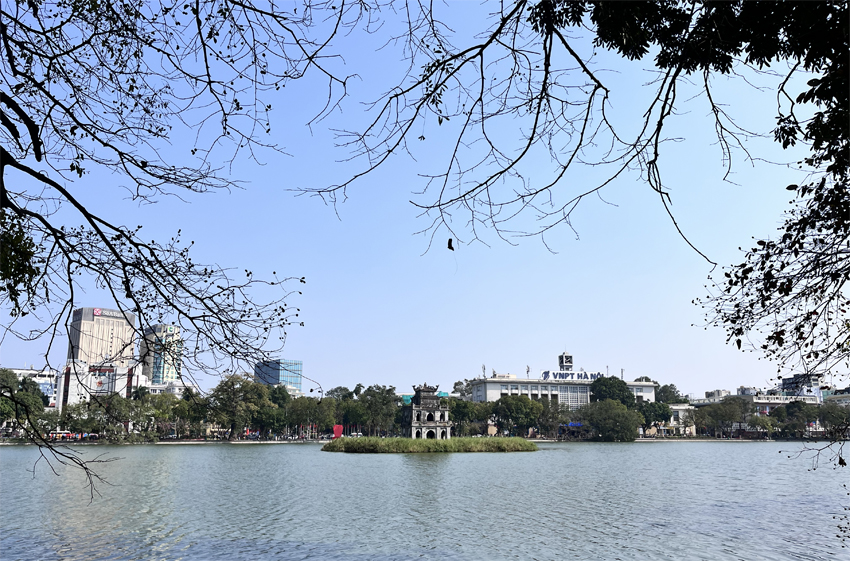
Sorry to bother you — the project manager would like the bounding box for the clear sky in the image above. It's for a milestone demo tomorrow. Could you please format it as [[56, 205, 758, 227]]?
[[1, 5, 816, 398]]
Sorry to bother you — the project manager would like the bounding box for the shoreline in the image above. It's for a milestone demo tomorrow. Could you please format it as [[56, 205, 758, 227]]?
[[2, 437, 836, 446], [0, 439, 327, 446]]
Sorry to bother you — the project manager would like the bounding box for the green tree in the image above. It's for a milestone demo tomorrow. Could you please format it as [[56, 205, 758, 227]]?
[[692, 3, 847, 385], [637, 401, 673, 435], [326, 387, 355, 402], [536, 397, 565, 438], [315, 398, 339, 434], [341, 399, 369, 436], [578, 399, 644, 443], [131, 386, 150, 402], [448, 398, 478, 437], [703, 398, 753, 438], [784, 400, 819, 438], [358, 385, 400, 436], [18, 376, 50, 407], [722, 397, 755, 438], [0, 371, 15, 423], [747, 414, 776, 439], [449, 398, 493, 437], [268, 386, 291, 408], [656, 384, 688, 404], [492, 395, 543, 437], [452, 380, 473, 399], [88, 393, 135, 440], [819, 402, 850, 440], [35, 409, 61, 436], [590, 377, 635, 409], [59, 403, 99, 435], [678, 408, 697, 437], [0, 368, 48, 438], [173, 389, 209, 439], [688, 407, 711, 437], [149, 393, 180, 438], [769, 405, 788, 424], [208, 376, 272, 440]]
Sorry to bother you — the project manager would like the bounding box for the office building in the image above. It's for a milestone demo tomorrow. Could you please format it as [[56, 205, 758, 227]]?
[[470, 353, 656, 410], [254, 359, 303, 392], [67, 307, 136, 367], [140, 324, 183, 385]]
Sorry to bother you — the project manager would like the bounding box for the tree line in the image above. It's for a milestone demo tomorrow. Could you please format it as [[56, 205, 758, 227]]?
[[3, 369, 846, 444], [0, 370, 406, 442], [685, 396, 849, 441]]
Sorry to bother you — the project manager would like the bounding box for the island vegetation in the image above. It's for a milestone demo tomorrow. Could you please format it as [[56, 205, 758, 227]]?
[[321, 436, 537, 453]]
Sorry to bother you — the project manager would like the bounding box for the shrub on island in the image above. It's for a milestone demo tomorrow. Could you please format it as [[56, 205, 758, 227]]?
[[321, 436, 537, 453]]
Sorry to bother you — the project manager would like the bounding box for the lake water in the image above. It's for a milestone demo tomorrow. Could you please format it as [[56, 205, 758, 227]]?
[[0, 441, 846, 560]]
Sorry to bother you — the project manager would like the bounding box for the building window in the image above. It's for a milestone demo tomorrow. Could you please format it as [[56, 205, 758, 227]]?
[[560, 385, 590, 410], [531, 386, 538, 391], [500, 384, 509, 392], [521, 385, 529, 392], [539, 386, 547, 391], [510, 385, 519, 391]]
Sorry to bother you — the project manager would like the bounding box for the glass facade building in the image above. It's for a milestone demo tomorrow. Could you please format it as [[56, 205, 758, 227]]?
[[140, 324, 183, 385], [254, 359, 303, 391]]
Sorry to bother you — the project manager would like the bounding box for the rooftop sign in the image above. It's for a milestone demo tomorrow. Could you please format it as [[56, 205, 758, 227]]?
[[541, 371, 604, 381]]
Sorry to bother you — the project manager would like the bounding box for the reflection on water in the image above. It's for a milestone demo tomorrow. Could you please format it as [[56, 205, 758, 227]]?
[[1, 441, 845, 560]]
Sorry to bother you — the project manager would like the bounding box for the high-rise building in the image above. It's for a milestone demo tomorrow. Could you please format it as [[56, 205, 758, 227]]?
[[67, 307, 136, 367], [254, 359, 302, 392], [140, 324, 183, 385]]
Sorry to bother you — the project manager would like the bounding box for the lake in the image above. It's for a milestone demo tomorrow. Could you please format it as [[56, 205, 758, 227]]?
[[0, 441, 846, 560]]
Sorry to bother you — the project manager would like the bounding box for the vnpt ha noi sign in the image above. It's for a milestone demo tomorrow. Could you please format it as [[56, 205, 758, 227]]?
[[541, 371, 605, 381]]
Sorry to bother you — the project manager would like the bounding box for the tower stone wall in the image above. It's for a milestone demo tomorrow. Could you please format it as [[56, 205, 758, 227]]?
[[402, 383, 452, 439]]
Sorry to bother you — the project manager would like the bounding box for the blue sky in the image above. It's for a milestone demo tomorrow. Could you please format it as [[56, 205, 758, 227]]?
[[1, 5, 816, 397]]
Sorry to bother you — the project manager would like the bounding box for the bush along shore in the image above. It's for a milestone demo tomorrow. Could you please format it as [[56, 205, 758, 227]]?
[[321, 436, 537, 453]]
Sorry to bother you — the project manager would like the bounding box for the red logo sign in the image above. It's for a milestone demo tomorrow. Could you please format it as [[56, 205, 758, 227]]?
[[93, 308, 102, 316]]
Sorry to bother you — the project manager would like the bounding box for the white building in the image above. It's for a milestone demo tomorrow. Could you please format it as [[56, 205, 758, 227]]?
[[662, 403, 697, 436], [56, 361, 149, 410], [690, 392, 819, 415], [147, 379, 201, 397], [823, 387, 850, 408], [470, 353, 656, 410], [5, 366, 59, 407], [67, 307, 137, 367]]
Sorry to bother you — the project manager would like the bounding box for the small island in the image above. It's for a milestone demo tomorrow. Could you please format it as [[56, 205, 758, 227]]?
[[321, 436, 537, 453]]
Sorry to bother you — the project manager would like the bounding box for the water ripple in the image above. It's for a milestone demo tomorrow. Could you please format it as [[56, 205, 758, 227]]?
[[1, 441, 845, 560]]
